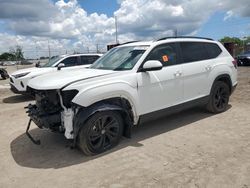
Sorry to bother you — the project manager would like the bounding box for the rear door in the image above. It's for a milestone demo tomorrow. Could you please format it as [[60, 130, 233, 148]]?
[[180, 42, 221, 102], [137, 42, 183, 115]]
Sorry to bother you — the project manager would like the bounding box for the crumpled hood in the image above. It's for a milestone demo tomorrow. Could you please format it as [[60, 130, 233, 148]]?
[[28, 68, 115, 90]]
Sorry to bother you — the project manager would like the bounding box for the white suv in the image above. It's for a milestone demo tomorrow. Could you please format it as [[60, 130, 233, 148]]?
[[26, 37, 237, 155], [9, 53, 102, 94]]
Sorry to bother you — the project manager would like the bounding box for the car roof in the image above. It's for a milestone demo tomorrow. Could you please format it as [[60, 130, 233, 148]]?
[[119, 37, 217, 48], [60, 53, 103, 58]]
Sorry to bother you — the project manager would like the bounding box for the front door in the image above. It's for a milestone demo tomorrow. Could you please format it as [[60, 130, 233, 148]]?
[[137, 43, 183, 115]]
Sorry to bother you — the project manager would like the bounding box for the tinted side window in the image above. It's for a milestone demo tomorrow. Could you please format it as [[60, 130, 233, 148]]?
[[79, 56, 100, 65], [205, 43, 222, 58], [146, 43, 178, 66], [180, 42, 209, 63], [61, 57, 77, 67]]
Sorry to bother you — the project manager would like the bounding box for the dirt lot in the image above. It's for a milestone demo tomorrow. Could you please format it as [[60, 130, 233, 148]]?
[[0, 67, 250, 188]]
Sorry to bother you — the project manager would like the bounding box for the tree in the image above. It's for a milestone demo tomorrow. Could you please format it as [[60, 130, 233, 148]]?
[[0, 52, 15, 61], [219, 36, 242, 46], [9, 45, 24, 60], [219, 36, 250, 55]]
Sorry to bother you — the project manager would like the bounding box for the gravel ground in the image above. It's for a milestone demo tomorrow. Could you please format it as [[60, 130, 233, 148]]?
[[0, 67, 250, 188]]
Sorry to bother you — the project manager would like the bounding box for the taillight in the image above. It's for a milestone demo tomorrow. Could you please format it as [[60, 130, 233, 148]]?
[[232, 59, 237, 69]]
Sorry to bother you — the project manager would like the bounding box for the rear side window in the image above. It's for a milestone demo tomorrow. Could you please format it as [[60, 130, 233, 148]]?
[[205, 43, 222, 58], [180, 42, 209, 63], [79, 55, 100, 65], [61, 57, 77, 67], [146, 43, 178, 66]]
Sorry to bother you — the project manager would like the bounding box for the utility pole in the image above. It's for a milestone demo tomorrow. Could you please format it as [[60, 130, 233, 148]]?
[[242, 36, 247, 53], [96, 44, 99, 53], [34, 40, 38, 60], [48, 40, 51, 59], [115, 16, 118, 44], [15, 36, 19, 70], [174, 29, 178, 37]]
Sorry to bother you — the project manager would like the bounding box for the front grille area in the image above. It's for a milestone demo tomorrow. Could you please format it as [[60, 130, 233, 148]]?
[[26, 87, 63, 131], [35, 89, 62, 114]]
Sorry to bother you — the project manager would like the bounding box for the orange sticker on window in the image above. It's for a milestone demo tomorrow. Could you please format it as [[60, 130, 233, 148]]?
[[162, 55, 169, 62]]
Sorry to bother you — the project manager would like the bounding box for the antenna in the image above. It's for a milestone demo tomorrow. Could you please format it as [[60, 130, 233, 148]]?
[[115, 16, 118, 44]]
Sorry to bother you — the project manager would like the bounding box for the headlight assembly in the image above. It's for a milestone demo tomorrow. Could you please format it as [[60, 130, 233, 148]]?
[[61, 90, 79, 108]]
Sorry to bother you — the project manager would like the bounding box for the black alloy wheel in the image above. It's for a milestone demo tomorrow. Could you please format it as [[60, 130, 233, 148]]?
[[78, 111, 123, 155], [214, 86, 228, 110], [206, 81, 230, 113]]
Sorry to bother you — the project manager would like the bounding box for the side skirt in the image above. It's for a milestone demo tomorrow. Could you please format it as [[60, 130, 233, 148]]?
[[138, 96, 210, 125]]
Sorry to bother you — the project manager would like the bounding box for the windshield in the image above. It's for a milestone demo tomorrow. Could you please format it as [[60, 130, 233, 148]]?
[[90, 46, 148, 70], [42, 56, 63, 67]]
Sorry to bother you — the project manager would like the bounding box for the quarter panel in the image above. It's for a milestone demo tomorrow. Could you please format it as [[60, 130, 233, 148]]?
[[207, 60, 235, 92]]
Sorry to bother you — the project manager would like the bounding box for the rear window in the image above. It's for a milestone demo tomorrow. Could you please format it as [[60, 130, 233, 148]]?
[[180, 42, 209, 63], [180, 42, 222, 63], [205, 43, 222, 58], [79, 55, 100, 65]]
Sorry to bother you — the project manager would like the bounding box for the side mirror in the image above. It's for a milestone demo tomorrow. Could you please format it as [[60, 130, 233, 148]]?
[[57, 63, 65, 70], [140, 60, 163, 72], [35, 61, 40, 67]]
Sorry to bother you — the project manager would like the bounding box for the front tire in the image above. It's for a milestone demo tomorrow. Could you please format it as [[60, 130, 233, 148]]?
[[77, 111, 124, 155], [206, 81, 230, 113]]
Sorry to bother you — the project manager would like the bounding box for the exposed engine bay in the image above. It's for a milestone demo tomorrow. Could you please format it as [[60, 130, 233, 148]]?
[[26, 87, 78, 140]]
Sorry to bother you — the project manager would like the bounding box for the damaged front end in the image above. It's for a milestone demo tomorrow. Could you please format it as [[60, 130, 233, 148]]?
[[25, 87, 79, 144]]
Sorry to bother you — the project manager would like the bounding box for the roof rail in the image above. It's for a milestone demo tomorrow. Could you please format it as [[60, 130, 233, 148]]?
[[120, 41, 140, 45], [156, 36, 213, 41]]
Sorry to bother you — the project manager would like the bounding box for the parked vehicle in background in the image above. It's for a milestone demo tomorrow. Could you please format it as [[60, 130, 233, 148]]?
[[20, 60, 33, 65], [237, 51, 250, 66], [9, 53, 102, 94], [2, 61, 17, 66], [26, 37, 237, 155], [0, 68, 9, 79]]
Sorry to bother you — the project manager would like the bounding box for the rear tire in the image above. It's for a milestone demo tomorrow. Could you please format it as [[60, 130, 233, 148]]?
[[77, 111, 124, 155], [206, 81, 230, 113]]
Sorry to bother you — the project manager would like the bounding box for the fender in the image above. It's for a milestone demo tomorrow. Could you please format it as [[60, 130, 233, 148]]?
[[67, 80, 140, 123], [73, 103, 133, 146]]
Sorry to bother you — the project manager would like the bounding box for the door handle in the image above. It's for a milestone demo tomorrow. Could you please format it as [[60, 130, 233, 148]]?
[[174, 71, 182, 77]]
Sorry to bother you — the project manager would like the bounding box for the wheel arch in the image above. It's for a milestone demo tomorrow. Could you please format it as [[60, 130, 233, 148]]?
[[212, 74, 233, 93], [73, 97, 135, 146]]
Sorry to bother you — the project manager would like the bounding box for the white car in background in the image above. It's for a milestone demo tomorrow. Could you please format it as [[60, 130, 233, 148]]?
[[9, 53, 102, 94]]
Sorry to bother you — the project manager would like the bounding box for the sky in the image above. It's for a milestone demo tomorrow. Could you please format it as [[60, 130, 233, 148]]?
[[0, 0, 250, 58]]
